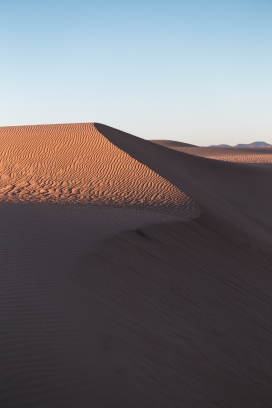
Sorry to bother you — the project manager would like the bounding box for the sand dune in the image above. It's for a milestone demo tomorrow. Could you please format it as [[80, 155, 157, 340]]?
[[1, 123, 272, 407], [150, 142, 272, 163], [151, 139, 196, 148], [0, 123, 199, 218]]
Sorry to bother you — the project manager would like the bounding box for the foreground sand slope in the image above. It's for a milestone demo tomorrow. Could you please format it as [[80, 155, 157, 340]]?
[[88, 211, 272, 408], [0, 123, 199, 218], [0, 203, 179, 408]]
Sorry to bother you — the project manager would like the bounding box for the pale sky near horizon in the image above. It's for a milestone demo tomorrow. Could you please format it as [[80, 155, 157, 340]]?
[[0, 0, 271, 146]]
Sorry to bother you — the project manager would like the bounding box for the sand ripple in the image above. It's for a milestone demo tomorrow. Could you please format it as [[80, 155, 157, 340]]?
[[0, 123, 199, 218]]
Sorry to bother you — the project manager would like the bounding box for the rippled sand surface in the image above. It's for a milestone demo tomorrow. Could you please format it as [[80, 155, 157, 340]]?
[[0, 123, 199, 218]]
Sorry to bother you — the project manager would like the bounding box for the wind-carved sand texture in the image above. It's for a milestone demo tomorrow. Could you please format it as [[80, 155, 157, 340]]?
[[0, 123, 199, 219], [150, 143, 272, 163]]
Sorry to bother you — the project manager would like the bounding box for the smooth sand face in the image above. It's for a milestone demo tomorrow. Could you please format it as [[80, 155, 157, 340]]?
[[0, 123, 199, 218], [0, 203, 184, 408], [150, 143, 272, 163]]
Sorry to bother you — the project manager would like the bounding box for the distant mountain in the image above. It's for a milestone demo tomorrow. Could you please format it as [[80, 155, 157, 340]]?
[[236, 142, 272, 148], [211, 142, 272, 148]]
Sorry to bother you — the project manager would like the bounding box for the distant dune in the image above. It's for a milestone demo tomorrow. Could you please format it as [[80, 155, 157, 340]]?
[[150, 139, 196, 148], [1, 123, 272, 407], [151, 139, 272, 163]]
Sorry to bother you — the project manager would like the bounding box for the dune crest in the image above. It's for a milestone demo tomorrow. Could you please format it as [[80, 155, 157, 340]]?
[[0, 123, 199, 219]]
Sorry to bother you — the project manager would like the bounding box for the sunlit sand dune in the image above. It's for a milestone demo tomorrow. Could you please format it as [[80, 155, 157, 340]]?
[[0, 123, 199, 218], [1, 123, 272, 407]]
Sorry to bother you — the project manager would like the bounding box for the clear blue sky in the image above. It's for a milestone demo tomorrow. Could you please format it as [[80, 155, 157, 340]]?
[[0, 0, 271, 145]]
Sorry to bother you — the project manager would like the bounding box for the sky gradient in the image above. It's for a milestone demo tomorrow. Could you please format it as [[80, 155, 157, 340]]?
[[0, 0, 271, 145]]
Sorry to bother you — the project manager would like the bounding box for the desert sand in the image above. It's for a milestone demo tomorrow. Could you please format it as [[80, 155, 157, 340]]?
[[1, 123, 272, 407], [0, 124, 198, 217]]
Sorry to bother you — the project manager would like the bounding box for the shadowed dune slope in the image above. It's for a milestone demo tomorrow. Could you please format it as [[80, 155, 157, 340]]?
[[150, 142, 272, 163], [90, 123, 272, 406], [87, 210, 272, 408], [0, 123, 199, 218], [0, 203, 180, 408], [95, 123, 272, 240]]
